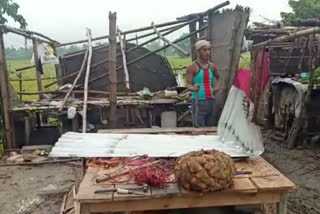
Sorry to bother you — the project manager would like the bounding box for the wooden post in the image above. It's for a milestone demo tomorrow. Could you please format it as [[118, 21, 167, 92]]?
[[18, 73, 22, 100], [189, 22, 197, 61], [277, 192, 288, 214], [0, 31, 15, 148], [82, 29, 93, 133], [32, 38, 43, 97], [52, 45, 62, 87], [108, 12, 117, 128], [24, 117, 31, 145]]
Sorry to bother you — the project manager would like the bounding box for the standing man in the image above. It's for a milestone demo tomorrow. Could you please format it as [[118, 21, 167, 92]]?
[[186, 40, 220, 127]]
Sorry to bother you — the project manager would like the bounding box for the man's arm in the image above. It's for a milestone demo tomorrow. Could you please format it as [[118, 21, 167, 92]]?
[[210, 62, 220, 93], [186, 64, 199, 91]]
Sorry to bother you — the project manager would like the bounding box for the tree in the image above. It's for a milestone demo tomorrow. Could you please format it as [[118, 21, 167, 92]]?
[[281, 0, 320, 25], [0, 0, 27, 28]]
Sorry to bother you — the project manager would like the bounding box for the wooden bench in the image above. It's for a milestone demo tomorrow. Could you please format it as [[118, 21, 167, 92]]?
[[76, 156, 295, 214]]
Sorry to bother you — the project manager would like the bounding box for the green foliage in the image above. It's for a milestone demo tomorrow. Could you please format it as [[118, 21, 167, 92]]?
[[281, 0, 320, 25], [0, 0, 27, 28], [239, 52, 251, 68]]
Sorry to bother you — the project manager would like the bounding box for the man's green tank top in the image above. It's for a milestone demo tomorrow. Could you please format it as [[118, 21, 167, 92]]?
[[191, 63, 214, 100]]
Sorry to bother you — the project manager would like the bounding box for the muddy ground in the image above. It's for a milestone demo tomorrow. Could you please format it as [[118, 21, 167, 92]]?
[[0, 131, 319, 214]]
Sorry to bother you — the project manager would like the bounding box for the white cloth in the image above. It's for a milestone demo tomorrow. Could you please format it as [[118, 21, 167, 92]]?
[[195, 40, 211, 51]]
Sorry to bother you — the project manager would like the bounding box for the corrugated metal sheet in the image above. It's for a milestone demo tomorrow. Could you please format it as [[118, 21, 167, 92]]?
[[50, 87, 264, 158]]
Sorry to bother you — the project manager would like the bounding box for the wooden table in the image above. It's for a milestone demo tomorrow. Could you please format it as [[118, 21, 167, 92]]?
[[76, 156, 295, 214]]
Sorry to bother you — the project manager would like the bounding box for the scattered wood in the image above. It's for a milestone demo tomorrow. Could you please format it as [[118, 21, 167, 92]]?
[[82, 29, 93, 133], [253, 27, 320, 48]]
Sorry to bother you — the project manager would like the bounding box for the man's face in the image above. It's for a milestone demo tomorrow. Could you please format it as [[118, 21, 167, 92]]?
[[198, 46, 211, 61]]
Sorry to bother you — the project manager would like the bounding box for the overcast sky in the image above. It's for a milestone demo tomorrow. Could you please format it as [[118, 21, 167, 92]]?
[[5, 0, 291, 47]]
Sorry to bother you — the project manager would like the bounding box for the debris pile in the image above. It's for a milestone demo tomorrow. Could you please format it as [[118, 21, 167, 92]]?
[[5, 145, 52, 164]]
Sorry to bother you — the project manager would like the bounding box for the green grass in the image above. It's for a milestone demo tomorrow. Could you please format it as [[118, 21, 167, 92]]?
[[7, 59, 58, 101]]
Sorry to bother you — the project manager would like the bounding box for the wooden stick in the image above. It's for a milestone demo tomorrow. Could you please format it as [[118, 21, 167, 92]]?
[[0, 158, 80, 167], [122, 19, 188, 35], [16, 89, 137, 96], [15, 65, 36, 72], [152, 22, 190, 56], [0, 32, 15, 148], [108, 12, 118, 128], [126, 24, 185, 42], [59, 49, 89, 112], [117, 27, 130, 91], [56, 35, 109, 47], [82, 29, 93, 133], [176, 1, 230, 20], [96, 160, 160, 183], [18, 73, 22, 100], [0, 25, 55, 44], [9, 76, 56, 82]]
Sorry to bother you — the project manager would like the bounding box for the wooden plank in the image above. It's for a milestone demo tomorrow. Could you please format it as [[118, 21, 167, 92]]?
[[0, 31, 15, 148], [97, 127, 217, 134], [108, 12, 117, 128], [76, 170, 114, 201], [87, 191, 281, 212], [250, 175, 295, 192], [151, 183, 181, 198], [235, 157, 295, 191], [113, 184, 152, 201]]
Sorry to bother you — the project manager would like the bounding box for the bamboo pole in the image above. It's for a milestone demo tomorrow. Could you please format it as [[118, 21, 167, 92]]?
[[32, 38, 43, 96], [122, 19, 188, 35], [0, 25, 55, 44], [0, 31, 15, 148], [82, 29, 93, 133], [15, 65, 36, 72], [176, 1, 230, 20], [108, 12, 117, 128], [117, 27, 130, 91], [16, 90, 136, 96], [18, 73, 22, 100], [152, 22, 190, 56], [56, 35, 109, 47], [59, 49, 89, 112]]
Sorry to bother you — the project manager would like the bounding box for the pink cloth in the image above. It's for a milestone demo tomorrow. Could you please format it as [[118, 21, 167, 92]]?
[[234, 68, 251, 98], [255, 50, 270, 91]]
